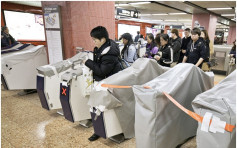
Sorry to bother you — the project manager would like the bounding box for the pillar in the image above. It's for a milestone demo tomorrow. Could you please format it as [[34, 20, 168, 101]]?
[[192, 14, 217, 43], [227, 24, 236, 45], [41, 1, 115, 59]]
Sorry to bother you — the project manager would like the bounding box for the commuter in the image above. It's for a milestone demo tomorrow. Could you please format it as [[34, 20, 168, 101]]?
[[200, 30, 212, 71], [182, 28, 207, 68], [154, 34, 173, 67], [121, 33, 138, 64], [138, 34, 145, 45], [155, 33, 161, 49], [227, 40, 236, 75], [134, 31, 140, 42], [144, 33, 158, 59], [178, 28, 191, 63], [1, 26, 16, 48], [84, 26, 120, 141], [170, 28, 182, 67]]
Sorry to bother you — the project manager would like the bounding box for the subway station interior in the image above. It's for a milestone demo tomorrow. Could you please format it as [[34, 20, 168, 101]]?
[[1, 1, 236, 148]]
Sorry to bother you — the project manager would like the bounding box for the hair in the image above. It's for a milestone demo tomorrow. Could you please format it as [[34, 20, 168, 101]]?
[[155, 33, 161, 47], [160, 29, 164, 34], [1, 26, 8, 32], [146, 33, 156, 50], [140, 34, 144, 39], [201, 30, 210, 41], [231, 40, 236, 52], [184, 28, 191, 32], [160, 34, 170, 45], [171, 28, 179, 37], [137, 31, 140, 34], [121, 33, 134, 56], [90, 26, 109, 40], [191, 28, 201, 36]]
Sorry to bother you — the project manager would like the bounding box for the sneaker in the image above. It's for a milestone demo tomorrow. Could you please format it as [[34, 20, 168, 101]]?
[[88, 133, 100, 141]]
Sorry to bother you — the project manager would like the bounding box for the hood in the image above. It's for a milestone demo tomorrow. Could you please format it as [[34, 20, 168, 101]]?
[[101, 39, 120, 57]]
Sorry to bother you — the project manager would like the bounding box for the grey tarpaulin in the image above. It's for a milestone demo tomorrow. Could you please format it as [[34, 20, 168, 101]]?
[[2, 45, 45, 75], [192, 70, 236, 148], [37, 52, 91, 77], [132, 63, 214, 148], [88, 58, 170, 138]]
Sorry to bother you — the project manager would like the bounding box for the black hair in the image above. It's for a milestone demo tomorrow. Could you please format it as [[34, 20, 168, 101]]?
[[137, 31, 140, 34], [90, 26, 109, 40], [1, 26, 8, 32], [184, 28, 191, 32], [146, 33, 156, 50], [231, 40, 236, 52], [201, 29, 210, 41], [171, 28, 179, 37], [121, 33, 134, 56], [160, 34, 169, 44], [155, 33, 161, 47], [161, 29, 164, 34], [191, 28, 201, 36], [140, 34, 143, 38]]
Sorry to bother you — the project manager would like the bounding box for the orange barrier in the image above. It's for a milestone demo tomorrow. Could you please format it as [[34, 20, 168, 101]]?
[[162, 92, 235, 133], [101, 83, 235, 132]]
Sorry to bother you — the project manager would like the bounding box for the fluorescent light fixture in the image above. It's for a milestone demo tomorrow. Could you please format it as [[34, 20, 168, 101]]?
[[151, 20, 163, 21], [207, 7, 232, 10], [129, 2, 151, 5], [140, 14, 151, 16], [221, 14, 235, 16], [115, 4, 129, 7], [231, 19, 236, 21], [179, 19, 192, 21], [169, 13, 187, 15], [165, 20, 177, 21], [152, 13, 168, 15]]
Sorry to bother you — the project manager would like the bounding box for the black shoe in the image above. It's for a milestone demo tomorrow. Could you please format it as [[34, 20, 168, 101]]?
[[88, 133, 100, 141]]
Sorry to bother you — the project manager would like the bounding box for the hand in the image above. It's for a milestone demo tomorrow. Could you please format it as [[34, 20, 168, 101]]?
[[182, 49, 186, 54], [230, 54, 234, 57], [154, 55, 160, 61], [83, 59, 87, 64]]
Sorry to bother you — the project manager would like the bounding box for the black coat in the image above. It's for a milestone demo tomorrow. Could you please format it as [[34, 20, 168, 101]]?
[[185, 38, 207, 68], [85, 39, 121, 81], [178, 36, 191, 63], [158, 44, 173, 67], [1, 32, 16, 48], [170, 37, 182, 62]]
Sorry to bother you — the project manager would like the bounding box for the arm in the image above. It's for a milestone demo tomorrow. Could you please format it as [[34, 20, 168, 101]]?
[[172, 41, 181, 54], [126, 45, 136, 63], [195, 58, 204, 67], [85, 55, 116, 78], [182, 56, 188, 63], [162, 47, 173, 64]]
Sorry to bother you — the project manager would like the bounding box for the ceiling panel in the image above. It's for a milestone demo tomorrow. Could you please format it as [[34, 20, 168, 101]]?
[[191, 1, 236, 8]]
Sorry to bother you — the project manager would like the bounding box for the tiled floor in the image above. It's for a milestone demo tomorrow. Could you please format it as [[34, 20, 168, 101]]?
[[1, 74, 226, 148]]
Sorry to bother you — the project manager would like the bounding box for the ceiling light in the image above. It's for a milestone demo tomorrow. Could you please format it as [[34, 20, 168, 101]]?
[[207, 7, 232, 10], [152, 13, 168, 16], [140, 14, 151, 16], [129, 2, 151, 5], [115, 4, 129, 7], [165, 20, 177, 21], [169, 13, 187, 15], [179, 20, 192, 21], [221, 14, 235, 16], [151, 20, 163, 21]]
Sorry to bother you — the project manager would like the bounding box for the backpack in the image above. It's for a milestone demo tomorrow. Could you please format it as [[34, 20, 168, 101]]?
[[118, 56, 131, 70]]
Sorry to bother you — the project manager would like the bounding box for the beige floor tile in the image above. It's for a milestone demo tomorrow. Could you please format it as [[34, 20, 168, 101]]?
[[1, 137, 15, 148]]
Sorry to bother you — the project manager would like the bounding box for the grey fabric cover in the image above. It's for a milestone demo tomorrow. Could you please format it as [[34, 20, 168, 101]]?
[[2, 45, 45, 74], [61, 68, 83, 82], [88, 58, 170, 138], [192, 70, 236, 148], [37, 52, 91, 76], [133, 63, 214, 148]]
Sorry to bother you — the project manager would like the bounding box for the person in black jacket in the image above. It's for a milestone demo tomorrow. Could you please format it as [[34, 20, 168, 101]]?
[[85, 26, 120, 82], [134, 31, 140, 42], [154, 34, 173, 67], [183, 28, 207, 68], [178, 28, 191, 63], [1, 26, 16, 48], [170, 28, 181, 66], [84, 26, 120, 141]]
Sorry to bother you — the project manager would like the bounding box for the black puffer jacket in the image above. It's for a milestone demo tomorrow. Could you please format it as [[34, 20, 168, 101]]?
[[158, 44, 173, 67], [85, 39, 121, 81], [170, 37, 182, 62]]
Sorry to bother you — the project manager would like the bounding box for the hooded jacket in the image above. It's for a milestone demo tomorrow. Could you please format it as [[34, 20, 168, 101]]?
[[170, 37, 182, 62], [85, 39, 121, 81]]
